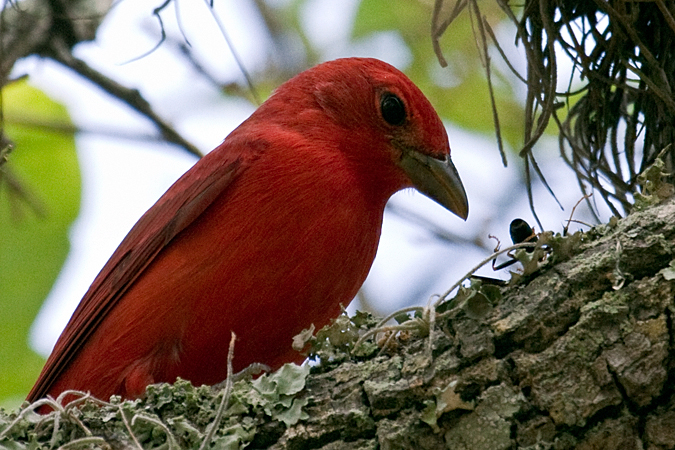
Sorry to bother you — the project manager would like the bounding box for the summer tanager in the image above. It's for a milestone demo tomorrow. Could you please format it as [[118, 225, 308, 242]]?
[[28, 58, 468, 404]]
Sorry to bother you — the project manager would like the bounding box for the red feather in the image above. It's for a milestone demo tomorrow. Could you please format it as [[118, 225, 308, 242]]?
[[28, 58, 468, 404]]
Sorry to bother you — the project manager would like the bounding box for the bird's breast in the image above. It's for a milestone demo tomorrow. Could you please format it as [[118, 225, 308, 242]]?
[[120, 149, 388, 384]]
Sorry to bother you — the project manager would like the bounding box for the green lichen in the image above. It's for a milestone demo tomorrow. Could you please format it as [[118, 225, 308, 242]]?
[[633, 151, 675, 211], [0, 363, 311, 449], [296, 310, 380, 367], [231, 363, 310, 428]]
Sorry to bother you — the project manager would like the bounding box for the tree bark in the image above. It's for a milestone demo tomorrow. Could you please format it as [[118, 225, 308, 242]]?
[[3, 198, 675, 449], [261, 198, 675, 450]]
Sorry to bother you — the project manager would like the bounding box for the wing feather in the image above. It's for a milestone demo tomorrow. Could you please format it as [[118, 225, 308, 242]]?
[[27, 141, 253, 402]]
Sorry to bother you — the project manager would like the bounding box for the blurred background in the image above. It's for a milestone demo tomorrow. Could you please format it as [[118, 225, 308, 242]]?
[[1, 0, 614, 407]]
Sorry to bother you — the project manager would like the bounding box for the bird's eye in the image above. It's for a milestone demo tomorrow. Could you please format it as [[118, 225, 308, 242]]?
[[380, 93, 406, 126]]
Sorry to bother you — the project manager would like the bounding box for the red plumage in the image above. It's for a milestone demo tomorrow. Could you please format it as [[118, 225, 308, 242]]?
[[28, 58, 468, 403]]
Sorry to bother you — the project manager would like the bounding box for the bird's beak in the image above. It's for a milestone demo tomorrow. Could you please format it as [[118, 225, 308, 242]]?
[[398, 149, 469, 220]]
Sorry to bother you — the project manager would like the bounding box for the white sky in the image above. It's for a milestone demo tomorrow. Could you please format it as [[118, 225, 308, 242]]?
[[10, 0, 612, 357]]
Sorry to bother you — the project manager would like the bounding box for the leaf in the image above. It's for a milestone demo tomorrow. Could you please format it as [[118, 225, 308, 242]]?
[[659, 260, 675, 281], [0, 80, 81, 406]]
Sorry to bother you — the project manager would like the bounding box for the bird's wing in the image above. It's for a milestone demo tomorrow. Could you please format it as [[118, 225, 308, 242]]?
[[27, 139, 258, 402]]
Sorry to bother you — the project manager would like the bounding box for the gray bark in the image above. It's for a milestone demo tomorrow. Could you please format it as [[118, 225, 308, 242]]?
[[265, 197, 675, 450], [3, 199, 675, 450]]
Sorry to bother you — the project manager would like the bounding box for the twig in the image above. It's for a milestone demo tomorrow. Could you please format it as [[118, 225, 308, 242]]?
[[564, 193, 592, 235], [353, 242, 538, 355], [4, 113, 181, 143], [124, 0, 172, 64], [1, 166, 47, 219], [57, 437, 110, 450], [431, 0, 468, 67], [118, 405, 144, 450], [132, 414, 179, 450], [46, 40, 203, 159], [655, 0, 675, 35], [202, 0, 261, 105], [434, 241, 537, 307], [353, 306, 424, 352], [519, 0, 559, 159], [469, 0, 507, 167], [199, 332, 237, 450], [482, 18, 527, 84]]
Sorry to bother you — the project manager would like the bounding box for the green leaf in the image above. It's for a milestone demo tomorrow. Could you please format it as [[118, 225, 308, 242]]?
[[0, 80, 81, 406]]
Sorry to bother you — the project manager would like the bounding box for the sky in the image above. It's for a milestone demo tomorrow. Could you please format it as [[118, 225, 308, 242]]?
[[11, 0, 612, 357]]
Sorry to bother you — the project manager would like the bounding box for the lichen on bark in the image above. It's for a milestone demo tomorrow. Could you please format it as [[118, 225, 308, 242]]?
[[3, 198, 675, 449]]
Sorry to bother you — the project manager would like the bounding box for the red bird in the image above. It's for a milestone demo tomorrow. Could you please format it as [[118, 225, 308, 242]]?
[[28, 58, 468, 404]]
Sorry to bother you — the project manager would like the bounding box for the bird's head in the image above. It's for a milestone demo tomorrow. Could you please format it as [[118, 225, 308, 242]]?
[[263, 57, 469, 220]]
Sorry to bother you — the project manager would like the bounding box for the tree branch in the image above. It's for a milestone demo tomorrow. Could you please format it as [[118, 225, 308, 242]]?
[[46, 39, 203, 159]]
